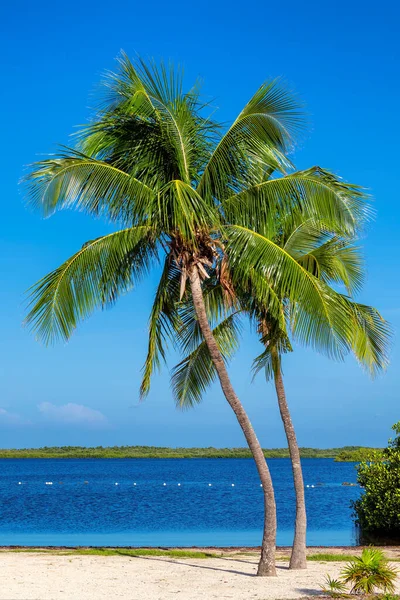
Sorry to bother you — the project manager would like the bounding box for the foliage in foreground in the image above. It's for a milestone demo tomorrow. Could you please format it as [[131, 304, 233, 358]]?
[[322, 574, 348, 597], [0, 445, 377, 459], [342, 549, 397, 594], [353, 423, 400, 541], [322, 549, 398, 597]]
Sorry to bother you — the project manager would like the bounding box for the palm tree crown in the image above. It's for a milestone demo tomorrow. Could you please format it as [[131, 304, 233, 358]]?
[[26, 53, 373, 396]]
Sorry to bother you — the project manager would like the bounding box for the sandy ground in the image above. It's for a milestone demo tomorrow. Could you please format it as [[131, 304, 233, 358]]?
[[0, 553, 399, 600]]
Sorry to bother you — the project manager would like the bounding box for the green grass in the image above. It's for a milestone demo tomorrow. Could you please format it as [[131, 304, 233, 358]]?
[[307, 552, 400, 562], [273, 553, 359, 562], [2, 548, 399, 562], [2, 547, 215, 559], [71, 548, 214, 558], [307, 553, 358, 562]]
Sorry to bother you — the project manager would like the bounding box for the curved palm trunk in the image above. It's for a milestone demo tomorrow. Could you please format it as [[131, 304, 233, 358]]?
[[189, 267, 277, 576], [271, 346, 307, 569]]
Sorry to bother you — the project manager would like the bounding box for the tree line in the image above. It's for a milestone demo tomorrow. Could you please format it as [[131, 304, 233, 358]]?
[[0, 445, 375, 459]]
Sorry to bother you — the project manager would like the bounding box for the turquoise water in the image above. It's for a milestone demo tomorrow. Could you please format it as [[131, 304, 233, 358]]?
[[0, 458, 360, 546]]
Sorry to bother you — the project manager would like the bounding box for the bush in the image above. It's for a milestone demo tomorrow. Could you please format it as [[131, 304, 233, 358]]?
[[341, 548, 397, 594], [321, 549, 398, 597], [352, 422, 400, 541], [335, 447, 384, 463]]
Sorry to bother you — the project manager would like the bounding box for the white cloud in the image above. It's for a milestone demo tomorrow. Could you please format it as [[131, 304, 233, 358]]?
[[38, 402, 108, 427], [0, 408, 30, 426]]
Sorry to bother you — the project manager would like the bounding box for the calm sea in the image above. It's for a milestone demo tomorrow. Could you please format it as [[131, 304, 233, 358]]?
[[0, 458, 360, 547]]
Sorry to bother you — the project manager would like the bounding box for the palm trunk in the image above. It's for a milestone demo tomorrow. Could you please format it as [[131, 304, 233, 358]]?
[[189, 266, 277, 576], [271, 346, 307, 569]]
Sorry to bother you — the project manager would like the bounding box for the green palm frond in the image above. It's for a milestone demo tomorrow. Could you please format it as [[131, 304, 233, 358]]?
[[102, 51, 189, 117], [225, 224, 358, 359], [176, 281, 237, 355], [239, 268, 286, 329], [286, 295, 391, 374], [252, 347, 275, 382], [348, 302, 391, 375], [252, 333, 293, 382], [283, 220, 364, 295], [298, 239, 364, 296], [283, 218, 332, 255], [26, 226, 156, 344], [223, 168, 370, 237], [140, 258, 181, 398], [171, 313, 242, 409], [25, 151, 155, 224], [83, 52, 216, 185], [157, 180, 219, 242], [198, 79, 304, 200]]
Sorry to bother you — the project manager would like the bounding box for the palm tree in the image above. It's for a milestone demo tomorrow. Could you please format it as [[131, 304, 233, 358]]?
[[172, 216, 390, 569], [249, 216, 390, 568], [24, 53, 372, 575]]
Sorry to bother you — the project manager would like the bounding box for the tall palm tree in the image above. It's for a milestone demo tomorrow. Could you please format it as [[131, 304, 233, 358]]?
[[172, 216, 390, 569], [24, 54, 371, 575]]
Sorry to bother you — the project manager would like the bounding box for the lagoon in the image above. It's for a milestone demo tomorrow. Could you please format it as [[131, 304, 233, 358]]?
[[0, 458, 360, 547]]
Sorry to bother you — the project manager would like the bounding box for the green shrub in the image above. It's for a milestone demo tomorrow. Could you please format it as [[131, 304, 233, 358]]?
[[341, 548, 397, 594], [321, 574, 348, 597], [352, 422, 400, 541], [335, 448, 384, 463]]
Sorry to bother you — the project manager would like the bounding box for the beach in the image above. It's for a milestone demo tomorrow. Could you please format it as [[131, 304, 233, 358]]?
[[0, 549, 399, 600]]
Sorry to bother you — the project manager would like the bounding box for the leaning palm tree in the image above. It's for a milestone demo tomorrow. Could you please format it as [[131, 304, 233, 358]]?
[[172, 215, 390, 569], [248, 220, 390, 569], [24, 53, 371, 575]]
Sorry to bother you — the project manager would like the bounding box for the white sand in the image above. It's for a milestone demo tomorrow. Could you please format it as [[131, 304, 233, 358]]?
[[1, 553, 398, 600]]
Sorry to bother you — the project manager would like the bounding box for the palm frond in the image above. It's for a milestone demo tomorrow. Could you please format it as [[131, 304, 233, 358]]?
[[238, 268, 287, 330], [282, 220, 364, 295], [223, 168, 370, 238], [157, 180, 219, 242], [198, 79, 305, 199], [171, 313, 242, 409], [348, 302, 391, 376], [251, 317, 292, 381], [225, 225, 357, 360], [252, 347, 275, 381], [26, 226, 156, 344], [85, 52, 216, 185], [298, 239, 364, 295], [252, 332, 293, 381], [176, 280, 237, 355], [25, 151, 154, 224], [140, 258, 181, 398]]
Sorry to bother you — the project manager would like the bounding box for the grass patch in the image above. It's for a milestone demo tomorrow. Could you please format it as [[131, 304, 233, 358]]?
[[1, 547, 215, 558], [66, 548, 214, 558], [308, 553, 358, 562], [3, 548, 399, 562], [1, 548, 55, 554]]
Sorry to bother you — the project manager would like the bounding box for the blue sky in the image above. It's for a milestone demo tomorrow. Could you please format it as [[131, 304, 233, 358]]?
[[0, 0, 398, 449]]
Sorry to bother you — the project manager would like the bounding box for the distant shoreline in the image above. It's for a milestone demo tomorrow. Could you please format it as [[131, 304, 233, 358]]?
[[0, 446, 382, 461]]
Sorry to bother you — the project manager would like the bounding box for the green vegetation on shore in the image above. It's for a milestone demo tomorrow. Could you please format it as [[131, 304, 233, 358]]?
[[353, 423, 400, 542], [0, 445, 380, 459], [334, 448, 384, 462], [3, 548, 399, 563]]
